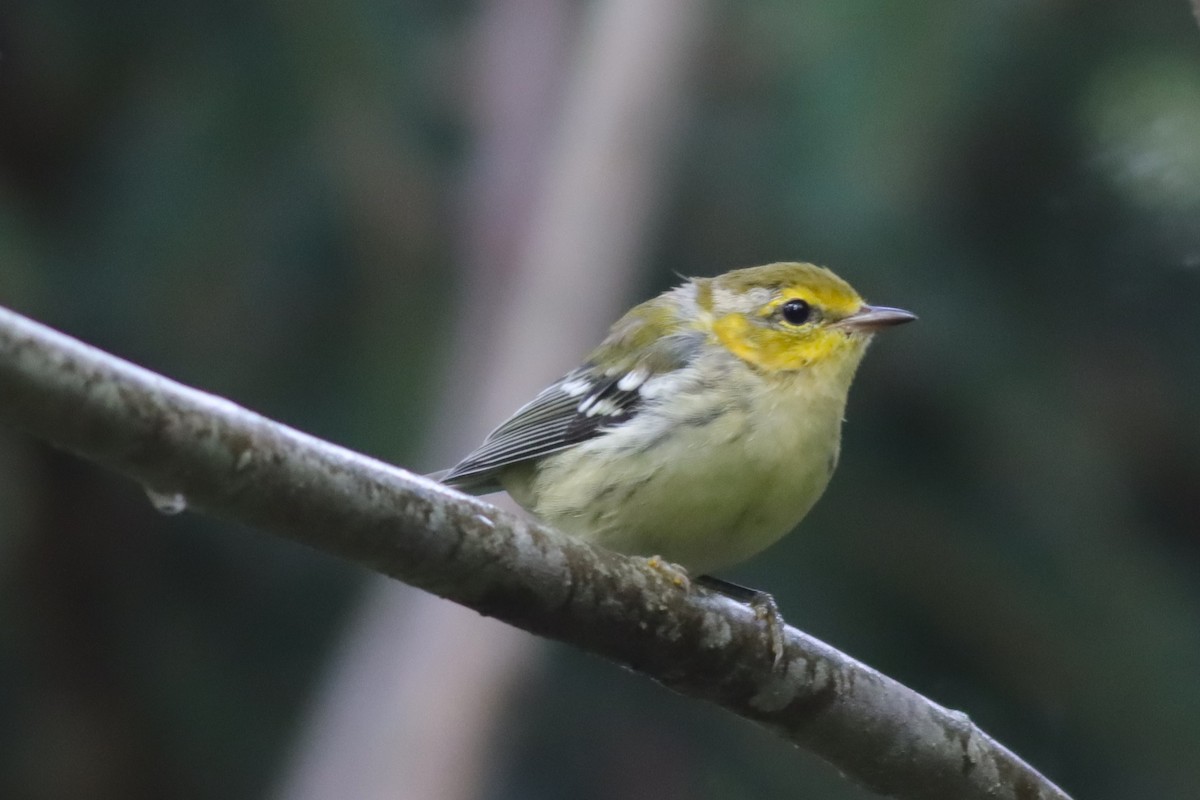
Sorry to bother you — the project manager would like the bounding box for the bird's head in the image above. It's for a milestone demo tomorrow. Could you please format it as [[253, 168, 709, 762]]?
[[702, 262, 915, 373]]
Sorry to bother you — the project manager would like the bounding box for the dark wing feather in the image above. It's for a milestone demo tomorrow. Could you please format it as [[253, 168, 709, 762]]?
[[439, 370, 640, 493], [439, 323, 704, 494]]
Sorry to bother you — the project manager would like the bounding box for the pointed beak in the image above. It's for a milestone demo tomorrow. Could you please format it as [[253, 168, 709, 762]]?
[[836, 304, 917, 333]]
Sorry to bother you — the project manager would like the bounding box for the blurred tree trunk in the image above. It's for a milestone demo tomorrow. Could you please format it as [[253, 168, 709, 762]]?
[[272, 1, 704, 798]]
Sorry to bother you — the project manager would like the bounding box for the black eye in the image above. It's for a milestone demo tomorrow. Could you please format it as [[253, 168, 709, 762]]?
[[781, 298, 812, 325]]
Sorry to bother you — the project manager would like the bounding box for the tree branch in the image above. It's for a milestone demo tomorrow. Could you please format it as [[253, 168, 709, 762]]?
[[0, 304, 1072, 800]]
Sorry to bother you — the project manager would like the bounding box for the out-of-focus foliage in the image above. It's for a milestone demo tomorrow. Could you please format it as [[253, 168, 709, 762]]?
[[1, 1, 1199, 799]]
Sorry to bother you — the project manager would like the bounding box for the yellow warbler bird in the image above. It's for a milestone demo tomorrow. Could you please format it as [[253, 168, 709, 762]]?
[[441, 262, 914, 578]]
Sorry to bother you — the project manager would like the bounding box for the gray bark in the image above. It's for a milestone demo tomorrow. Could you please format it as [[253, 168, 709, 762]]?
[[0, 304, 1072, 800]]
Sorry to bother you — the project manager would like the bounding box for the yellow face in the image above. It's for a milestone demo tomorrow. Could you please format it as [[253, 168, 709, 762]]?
[[706, 263, 871, 372]]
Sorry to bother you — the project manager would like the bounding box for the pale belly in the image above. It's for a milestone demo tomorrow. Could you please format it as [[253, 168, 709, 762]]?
[[501, 376, 846, 575]]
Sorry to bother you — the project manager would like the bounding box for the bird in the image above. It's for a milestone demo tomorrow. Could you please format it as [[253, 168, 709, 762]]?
[[439, 262, 914, 582]]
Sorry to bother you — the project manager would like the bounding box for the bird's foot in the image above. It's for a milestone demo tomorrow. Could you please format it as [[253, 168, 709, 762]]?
[[645, 555, 691, 590], [696, 575, 787, 668]]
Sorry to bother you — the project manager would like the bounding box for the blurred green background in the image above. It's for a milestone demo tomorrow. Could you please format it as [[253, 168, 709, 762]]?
[[2, 1, 1200, 798]]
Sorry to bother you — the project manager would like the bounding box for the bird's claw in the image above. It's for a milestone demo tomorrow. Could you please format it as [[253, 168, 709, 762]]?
[[645, 555, 691, 590], [695, 576, 787, 670], [750, 592, 787, 668]]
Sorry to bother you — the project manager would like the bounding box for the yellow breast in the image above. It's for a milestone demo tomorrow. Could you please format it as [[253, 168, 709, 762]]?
[[502, 348, 865, 574]]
